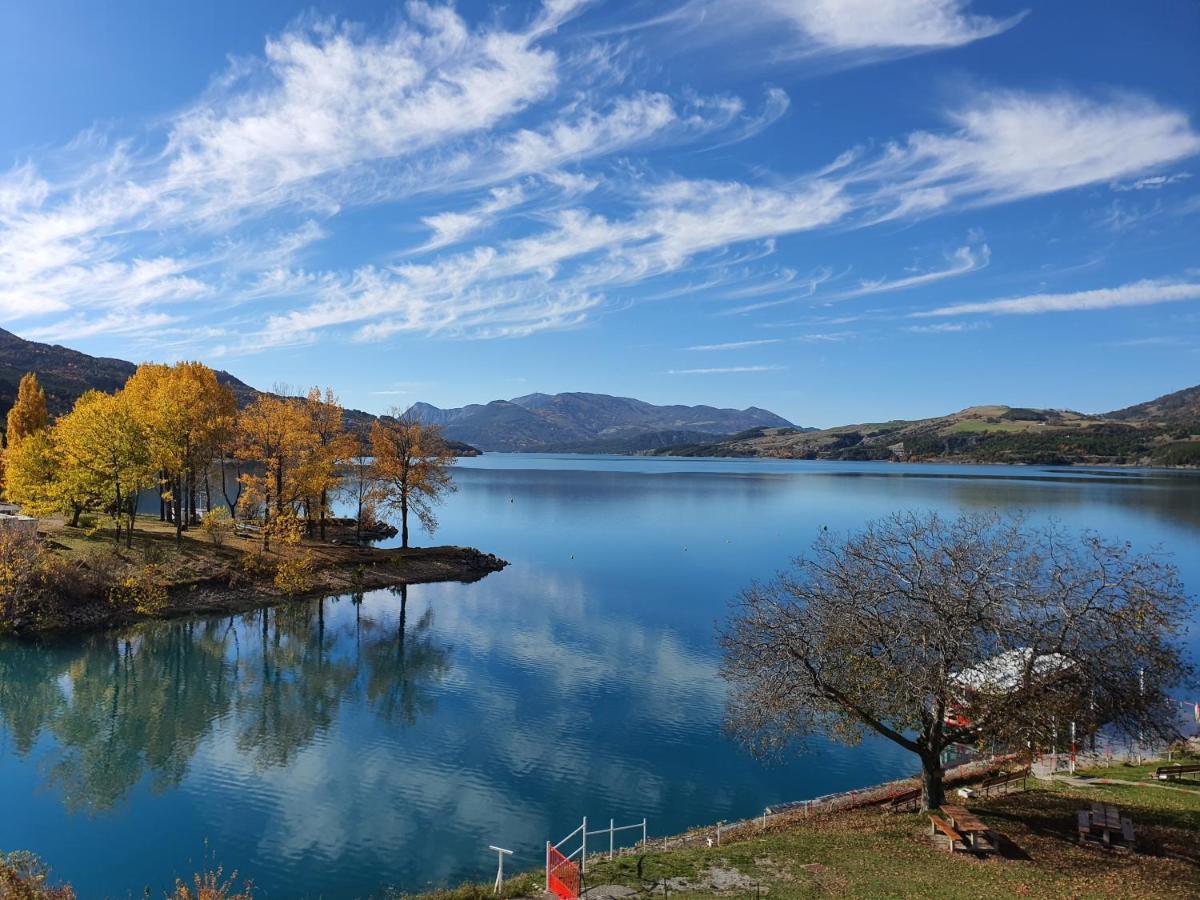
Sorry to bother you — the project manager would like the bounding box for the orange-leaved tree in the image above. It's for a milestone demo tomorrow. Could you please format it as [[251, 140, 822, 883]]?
[[6, 371, 49, 448], [3, 371, 49, 497], [235, 394, 312, 551], [369, 413, 456, 549], [296, 387, 351, 541]]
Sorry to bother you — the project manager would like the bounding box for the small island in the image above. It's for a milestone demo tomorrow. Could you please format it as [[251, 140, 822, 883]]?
[[0, 367, 505, 635]]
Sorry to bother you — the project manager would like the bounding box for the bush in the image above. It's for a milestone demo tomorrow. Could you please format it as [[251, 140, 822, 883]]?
[[265, 510, 305, 547], [0, 851, 76, 899], [239, 551, 273, 578], [168, 867, 253, 900], [274, 553, 315, 596], [0, 531, 49, 622], [107, 565, 169, 615], [200, 507, 234, 546]]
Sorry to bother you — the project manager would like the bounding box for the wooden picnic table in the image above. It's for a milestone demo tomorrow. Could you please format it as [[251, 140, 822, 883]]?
[[939, 805, 996, 852]]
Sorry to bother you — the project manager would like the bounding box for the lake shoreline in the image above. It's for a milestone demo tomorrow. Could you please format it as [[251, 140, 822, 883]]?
[[2, 532, 508, 637]]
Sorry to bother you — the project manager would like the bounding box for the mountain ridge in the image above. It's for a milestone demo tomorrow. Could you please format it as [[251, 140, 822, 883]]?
[[2, 328, 1195, 465], [403, 391, 797, 452], [654, 393, 1200, 467]]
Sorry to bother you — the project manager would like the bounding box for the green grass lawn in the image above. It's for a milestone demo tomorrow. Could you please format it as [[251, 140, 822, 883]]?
[[410, 778, 1200, 900], [1074, 757, 1200, 784]]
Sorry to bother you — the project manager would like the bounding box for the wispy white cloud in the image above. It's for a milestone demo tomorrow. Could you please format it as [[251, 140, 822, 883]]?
[[631, 0, 1022, 67], [751, 0, 1024, 53], [1110, 172, 1191, 191], [687, 338, 782, 350], [833, 244, 989, 300], [904, 320, 990, 333], [667, 365, 785, 374], [916, 278, 1200, 317], [1, 0, 1198, 352]]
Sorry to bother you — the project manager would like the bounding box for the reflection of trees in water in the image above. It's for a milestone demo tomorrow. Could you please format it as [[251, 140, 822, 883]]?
[[43, 621, 238, 813], [0, 590, 452, 813], [363, 585, 453, 726], [235, 602, 358, 769], [0, 640, 76, 754]]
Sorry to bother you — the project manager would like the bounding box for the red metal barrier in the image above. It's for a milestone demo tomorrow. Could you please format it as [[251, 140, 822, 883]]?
[[547, 844, 580, 899]]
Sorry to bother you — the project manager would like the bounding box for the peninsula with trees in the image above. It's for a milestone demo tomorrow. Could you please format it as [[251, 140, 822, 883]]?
[[0, 364, 504, 635]]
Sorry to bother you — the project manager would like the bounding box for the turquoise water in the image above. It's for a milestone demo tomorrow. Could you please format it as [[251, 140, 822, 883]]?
[[1, 456, 1198, 897]]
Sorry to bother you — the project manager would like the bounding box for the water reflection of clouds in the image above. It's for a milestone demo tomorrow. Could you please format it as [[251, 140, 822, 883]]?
[[3, 460, 1198, 897]]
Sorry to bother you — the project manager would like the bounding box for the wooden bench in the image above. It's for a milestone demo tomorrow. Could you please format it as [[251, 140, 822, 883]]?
[[1121, 816, 1136, 847], [883, 788, 921, 814], [930, 815, 966, 853], [1153, 764, 1200, 781], [1077, 810, 1094, 843], [981, 767, 1030, 798]]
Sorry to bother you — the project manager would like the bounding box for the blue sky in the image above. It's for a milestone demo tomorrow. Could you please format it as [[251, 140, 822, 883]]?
[[1, 0, 1197, 427]]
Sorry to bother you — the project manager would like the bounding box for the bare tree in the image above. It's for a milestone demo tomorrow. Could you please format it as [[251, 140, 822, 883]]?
[[721, 511, 1194, 810]]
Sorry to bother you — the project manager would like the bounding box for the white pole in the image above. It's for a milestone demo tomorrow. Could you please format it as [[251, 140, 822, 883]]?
[[489, 847, 513, 895], [545, 842, 551, 894], [609, 818, 614, 859], [642, 818, 647, 848], [716, 821, 722, 847], [581, 816, 587, 874]]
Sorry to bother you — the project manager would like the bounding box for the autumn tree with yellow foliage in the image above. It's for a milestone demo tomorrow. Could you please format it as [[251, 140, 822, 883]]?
[[123, 363, 235, 545], [370, 413, 456, 548], [54, 391, 154, 546], [5, 372, 48, 448], [3, 371, 49, 497], [296, 387, 352, 541], [235, 394, 312, 551]]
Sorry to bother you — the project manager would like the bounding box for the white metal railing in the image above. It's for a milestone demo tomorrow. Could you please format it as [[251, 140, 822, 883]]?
[[583, 816, 648, 867], [549, 815, 648, 880]]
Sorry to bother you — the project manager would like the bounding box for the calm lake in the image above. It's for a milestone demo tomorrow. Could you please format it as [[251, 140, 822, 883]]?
[[2, 456, 1198, 897]]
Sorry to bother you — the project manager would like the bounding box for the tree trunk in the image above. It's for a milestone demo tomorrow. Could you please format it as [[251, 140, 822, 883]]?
[[114, 484, 123, 545], [401, 492, 409, 549], [126, 495, 136, 548], [70, 503, 82, 528], [920, 752, 946, 811], [189, 468, 197, 526], [355, 496, 363, 544], [175, 475, 183, 546], [319, 488, 327, 542]]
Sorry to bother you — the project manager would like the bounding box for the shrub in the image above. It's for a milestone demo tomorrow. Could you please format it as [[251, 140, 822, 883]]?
[[274, 553, 315, 596], [169, 867, 253, 900], [200, 507, 234, 546], [0, 531, 48, 623], [107, 565, 169, 615], [266, 510, 304, 547], [239, 551, 273, 578], [0, 851, 76, 899]]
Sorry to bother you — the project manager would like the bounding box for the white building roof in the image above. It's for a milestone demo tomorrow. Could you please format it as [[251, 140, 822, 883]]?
[[952, 648, 1073, 693]]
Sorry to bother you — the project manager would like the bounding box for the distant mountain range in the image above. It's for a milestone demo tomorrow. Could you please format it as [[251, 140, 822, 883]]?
[[0, 328, 451, 448], [2, 327, 1196, 465], [404, 393, 796, 452], [655, 389, 1200, 467]]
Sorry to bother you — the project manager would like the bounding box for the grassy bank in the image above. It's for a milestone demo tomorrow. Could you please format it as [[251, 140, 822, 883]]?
[[4, 771, 1197, 897], [412, 776, 1199, 900], [1, 514, 506, 635]]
